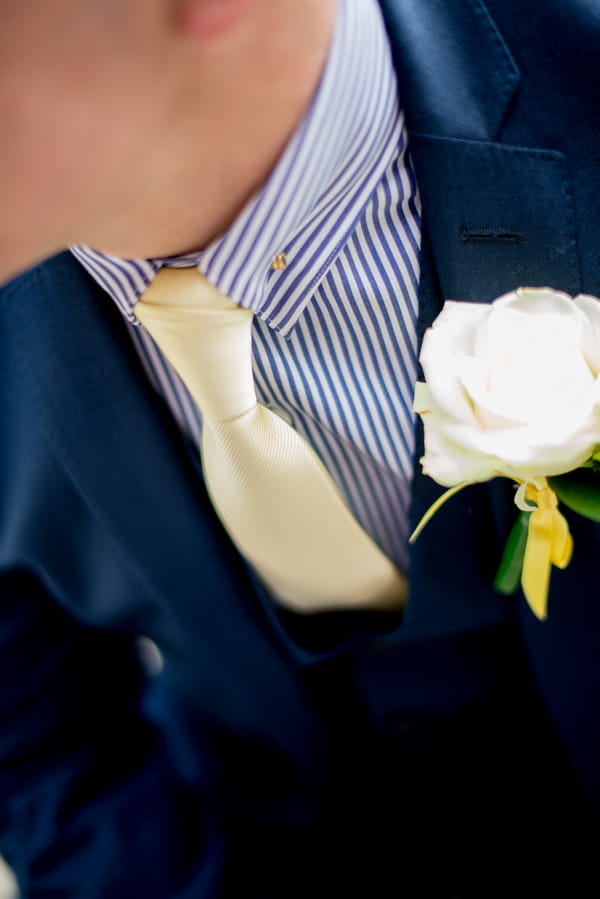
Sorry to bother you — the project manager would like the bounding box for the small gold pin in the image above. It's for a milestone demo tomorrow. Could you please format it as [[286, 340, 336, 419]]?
[[271, 253, 288, 271]]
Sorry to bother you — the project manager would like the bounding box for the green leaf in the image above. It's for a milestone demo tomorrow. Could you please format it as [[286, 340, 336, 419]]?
[[548, 468, 600, 523], [494, 511, 530, 596]]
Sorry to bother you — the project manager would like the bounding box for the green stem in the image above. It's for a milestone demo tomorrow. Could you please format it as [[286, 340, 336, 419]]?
[[493, 511, 530, 596]]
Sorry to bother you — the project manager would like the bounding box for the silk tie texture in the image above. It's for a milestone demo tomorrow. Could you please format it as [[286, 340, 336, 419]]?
[[134, 266, 406, 613]]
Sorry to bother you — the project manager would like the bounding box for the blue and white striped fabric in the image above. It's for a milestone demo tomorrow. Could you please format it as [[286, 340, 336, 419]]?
[[72, 0, 421, 572]]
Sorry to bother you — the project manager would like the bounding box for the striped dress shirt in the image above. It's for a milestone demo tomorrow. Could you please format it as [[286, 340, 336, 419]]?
[[72, 0, 421, 572]]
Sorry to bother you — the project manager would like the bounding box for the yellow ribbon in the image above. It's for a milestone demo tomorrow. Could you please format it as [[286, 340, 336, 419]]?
[[410, 476, 573, 620], [519, 479, 572, 619]]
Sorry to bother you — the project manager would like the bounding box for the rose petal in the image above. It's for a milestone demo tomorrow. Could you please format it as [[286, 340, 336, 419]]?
[[575, 293, 600, 375], [496, 286, 578, 317], [418, 401, 502, 485], [461, 311, 594, 426], [441, 381, 600, 478], [419, 301, 489, 426]]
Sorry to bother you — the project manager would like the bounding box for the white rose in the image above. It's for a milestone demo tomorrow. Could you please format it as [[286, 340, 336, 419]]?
[[413, 287, 600, 486]]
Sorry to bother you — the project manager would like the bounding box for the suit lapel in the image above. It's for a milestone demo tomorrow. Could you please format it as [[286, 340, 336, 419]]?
[[379, 0, 583, 636], [3, 252, 322, 770], [379, 0, 520, 142], [381, 0, 582, 323], [379, 0, 600, 800]]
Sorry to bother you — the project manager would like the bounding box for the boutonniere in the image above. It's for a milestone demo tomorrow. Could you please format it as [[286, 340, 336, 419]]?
[[411, 287, 600, 619]]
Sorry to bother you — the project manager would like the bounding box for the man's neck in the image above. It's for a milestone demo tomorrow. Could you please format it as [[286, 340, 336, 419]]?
[[91, 0, 338, 260]]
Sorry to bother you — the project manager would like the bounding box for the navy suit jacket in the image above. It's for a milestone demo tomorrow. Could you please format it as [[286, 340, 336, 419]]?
[[2, 0, 600, 895]]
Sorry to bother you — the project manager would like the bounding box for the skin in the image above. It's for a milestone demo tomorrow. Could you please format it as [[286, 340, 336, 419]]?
[[0, 0, 336, 284]]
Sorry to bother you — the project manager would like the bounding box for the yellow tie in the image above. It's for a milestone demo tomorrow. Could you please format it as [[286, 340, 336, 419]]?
[[134, 266, 406, 613]]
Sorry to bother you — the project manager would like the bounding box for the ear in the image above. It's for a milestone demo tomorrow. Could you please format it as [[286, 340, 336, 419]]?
[[176, 0, 254, 38]]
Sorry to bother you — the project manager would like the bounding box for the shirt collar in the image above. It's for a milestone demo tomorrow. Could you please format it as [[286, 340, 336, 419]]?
[[72, 0, 402, 337]]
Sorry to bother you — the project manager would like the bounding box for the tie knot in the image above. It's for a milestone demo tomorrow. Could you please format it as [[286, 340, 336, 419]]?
[[134, 266, 257, 421], [141, 266, 238, 314]]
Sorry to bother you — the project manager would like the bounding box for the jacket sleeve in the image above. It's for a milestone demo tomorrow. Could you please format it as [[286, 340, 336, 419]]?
[[0, 569, 223, 898]]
